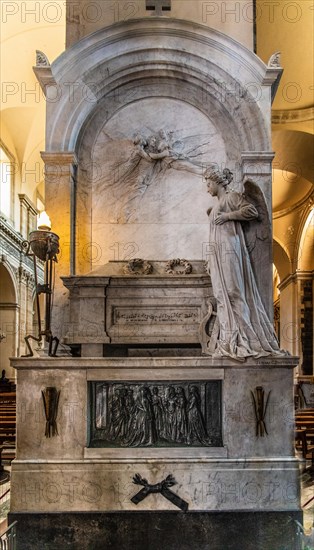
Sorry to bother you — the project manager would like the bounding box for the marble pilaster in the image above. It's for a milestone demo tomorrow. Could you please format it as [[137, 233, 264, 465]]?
[[40, 152, 78, 339]]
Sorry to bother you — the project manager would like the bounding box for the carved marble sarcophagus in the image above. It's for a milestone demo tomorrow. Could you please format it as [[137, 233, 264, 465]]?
[[62, 261, 213, 352]]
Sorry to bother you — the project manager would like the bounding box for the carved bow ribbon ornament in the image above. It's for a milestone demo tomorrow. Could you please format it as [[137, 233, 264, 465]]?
[[131, 474, 189, 512]]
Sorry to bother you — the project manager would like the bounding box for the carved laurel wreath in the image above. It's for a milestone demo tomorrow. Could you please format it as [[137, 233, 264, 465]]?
[[123, 258, 153, 275], [165, 258, 192, 275]]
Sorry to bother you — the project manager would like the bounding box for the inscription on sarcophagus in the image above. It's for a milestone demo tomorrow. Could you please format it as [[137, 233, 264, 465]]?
[[114, 308, 200, 325], [89, 381, 222, 448]]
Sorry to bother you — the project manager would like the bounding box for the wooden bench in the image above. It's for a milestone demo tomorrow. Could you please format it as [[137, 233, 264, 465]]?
[[0, 393, 16, 446], [295, 409, 314, 465]]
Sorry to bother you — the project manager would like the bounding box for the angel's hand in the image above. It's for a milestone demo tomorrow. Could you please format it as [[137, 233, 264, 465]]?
[[214, 212, 229, 225]]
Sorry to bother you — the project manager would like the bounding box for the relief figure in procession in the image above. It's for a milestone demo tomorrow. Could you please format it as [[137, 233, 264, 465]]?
[[187, 386, 209, 445], [125, 386, 156, 447], [151, 386, 166, 439], [108, 388, 129, 440], [100, 383, 218, 448], [175, 387, 188, 443]]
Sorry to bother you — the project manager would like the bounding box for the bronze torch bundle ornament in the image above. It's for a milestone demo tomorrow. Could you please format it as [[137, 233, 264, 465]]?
[[42, 387, 60, 437]]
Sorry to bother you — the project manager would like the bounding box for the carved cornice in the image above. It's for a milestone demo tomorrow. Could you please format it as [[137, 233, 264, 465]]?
[[273, 189, 314, 219], [41, 152, 78, 165], [272, 106, 314, 125], [0, 216, 23, 245], [0, 217, 44, 280], [278, 270, 314, 292], [262, 67, 283, 104], [0, 303, 20, 310], [33, 51, 56, 96], [241, 151, 275, 163], [18, 194, 38, 216], [18, 266, 36, 286]]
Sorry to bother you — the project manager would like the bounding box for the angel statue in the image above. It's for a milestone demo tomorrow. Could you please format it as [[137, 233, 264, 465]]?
[[204, 165, 284, 361]]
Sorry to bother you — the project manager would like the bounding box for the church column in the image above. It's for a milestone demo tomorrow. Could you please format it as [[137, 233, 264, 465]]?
[[279, 271, 314, 377], [278, 273, 300, 362], [41, 152, 78, 340]]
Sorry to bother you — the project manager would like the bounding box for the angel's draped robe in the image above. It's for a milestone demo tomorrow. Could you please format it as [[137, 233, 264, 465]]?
[[207, 191, 281, 359]]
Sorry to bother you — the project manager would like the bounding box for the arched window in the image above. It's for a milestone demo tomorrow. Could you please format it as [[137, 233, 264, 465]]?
[[0, 143, 14, 221]]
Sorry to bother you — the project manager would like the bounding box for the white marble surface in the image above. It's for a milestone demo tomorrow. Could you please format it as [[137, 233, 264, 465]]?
[[10, 459, 299, 513], [62, 266, 213, 346], [40, 19, 280, 331], [10, 356, 300, 512]]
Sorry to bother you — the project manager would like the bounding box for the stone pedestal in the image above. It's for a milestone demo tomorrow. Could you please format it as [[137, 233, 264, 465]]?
[[11, 356, 299, 507]]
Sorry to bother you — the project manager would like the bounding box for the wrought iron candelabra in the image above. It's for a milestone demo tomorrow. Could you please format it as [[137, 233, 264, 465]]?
[[22, 216, 60, 357]]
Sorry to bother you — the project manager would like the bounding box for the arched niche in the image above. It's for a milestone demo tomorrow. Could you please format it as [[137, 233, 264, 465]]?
[[41, 18, 279, 315]]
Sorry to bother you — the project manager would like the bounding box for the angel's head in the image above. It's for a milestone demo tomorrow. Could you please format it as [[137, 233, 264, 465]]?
[[205, 166, 233, 196]]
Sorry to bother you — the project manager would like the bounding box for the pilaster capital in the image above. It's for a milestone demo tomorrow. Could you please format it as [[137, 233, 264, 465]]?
[[241, 151, 275, 164], [41, 152, 78, 166]]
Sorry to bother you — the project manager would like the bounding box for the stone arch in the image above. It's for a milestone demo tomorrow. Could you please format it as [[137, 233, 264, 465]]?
[[0, 262, 18, 378], [41, 18, 278, 314], [298, 209, 314, 272], [273, 238, 291, 281], [46, 19, 274, 154]]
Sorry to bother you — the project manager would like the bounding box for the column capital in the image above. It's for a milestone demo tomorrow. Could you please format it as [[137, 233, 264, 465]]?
[[241, 152, 275, 163], [41, 151, 78, 165], [279, 270, 314, 292]]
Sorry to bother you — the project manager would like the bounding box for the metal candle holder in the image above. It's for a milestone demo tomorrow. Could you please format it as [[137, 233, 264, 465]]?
[[22, 229, 60, 357]]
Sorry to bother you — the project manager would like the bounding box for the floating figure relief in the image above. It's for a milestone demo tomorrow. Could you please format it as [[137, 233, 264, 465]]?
[[204, 166, 285, 361]]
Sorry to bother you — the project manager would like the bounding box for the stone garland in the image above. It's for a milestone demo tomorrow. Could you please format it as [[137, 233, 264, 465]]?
[[165, 259, 192, 275], [123, 258, 153, 275]]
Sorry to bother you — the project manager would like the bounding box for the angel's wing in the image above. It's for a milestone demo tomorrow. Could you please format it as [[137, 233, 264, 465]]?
[[243, 179, 272, 312], [171, 133, 217, 163]]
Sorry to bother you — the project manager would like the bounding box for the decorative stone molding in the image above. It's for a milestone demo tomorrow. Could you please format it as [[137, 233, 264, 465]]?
[[41, 151, 78, 167], [33, 50, 56, 96], [272, 106, 314, 125], [46, 18, 276, 152], [278, 270, 314, 293], [18, 266, 35, 287], [268, 51, 281, 68], [0, 216, 24, 247], [36, 50, 50, 67], [273, 189, 314, 219]]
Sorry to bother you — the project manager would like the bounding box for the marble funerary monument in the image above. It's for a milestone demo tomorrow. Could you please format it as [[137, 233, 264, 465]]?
[[10, 2, 301, 548]]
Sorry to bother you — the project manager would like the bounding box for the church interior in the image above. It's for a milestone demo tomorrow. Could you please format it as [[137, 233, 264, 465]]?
[[0, 1, 313, 548]]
